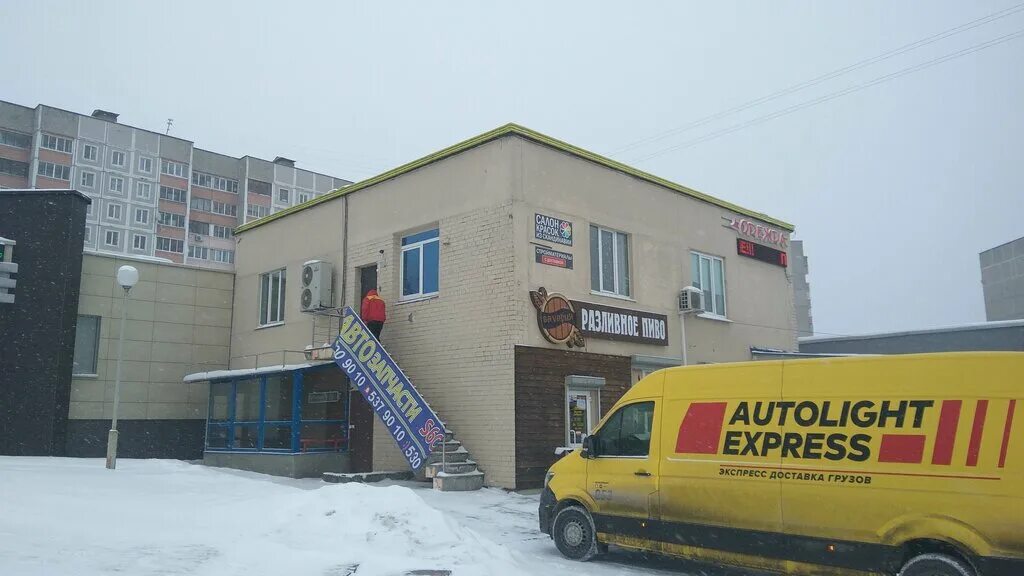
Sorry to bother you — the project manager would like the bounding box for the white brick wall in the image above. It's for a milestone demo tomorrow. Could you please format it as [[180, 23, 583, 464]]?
[[348, 202, 520, 487]]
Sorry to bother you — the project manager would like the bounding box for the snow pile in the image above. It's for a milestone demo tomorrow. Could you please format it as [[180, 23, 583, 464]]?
[[0, 458, 527, 576]]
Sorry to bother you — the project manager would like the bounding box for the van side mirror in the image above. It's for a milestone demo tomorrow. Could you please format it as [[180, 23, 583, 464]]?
[[581, 435, 598, 459]]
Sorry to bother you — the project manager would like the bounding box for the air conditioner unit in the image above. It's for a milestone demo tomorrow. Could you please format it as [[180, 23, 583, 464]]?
[[678, 286, 704, 313], [193, 234, 203, 242], [301, 260, 333, 311]]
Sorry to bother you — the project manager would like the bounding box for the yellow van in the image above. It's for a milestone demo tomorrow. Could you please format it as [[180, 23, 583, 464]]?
[[539, 352, 1023, 576]]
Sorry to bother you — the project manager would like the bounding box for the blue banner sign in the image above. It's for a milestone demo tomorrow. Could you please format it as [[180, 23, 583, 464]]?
[[332, 306, 444, 470]]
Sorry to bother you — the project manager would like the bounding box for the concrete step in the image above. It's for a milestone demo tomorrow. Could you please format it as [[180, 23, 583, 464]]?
[[435, 439, 462, 452], [426, 446, 469, 464], [432, 470, 484, 492], [424, 460, 477, 478], [323, 470, 413, 484]]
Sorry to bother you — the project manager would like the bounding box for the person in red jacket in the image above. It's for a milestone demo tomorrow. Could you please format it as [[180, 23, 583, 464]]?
[[360, 289, 386, 339]]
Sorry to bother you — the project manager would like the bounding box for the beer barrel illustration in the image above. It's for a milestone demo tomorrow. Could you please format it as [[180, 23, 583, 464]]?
[[530, 287, 585, 347]]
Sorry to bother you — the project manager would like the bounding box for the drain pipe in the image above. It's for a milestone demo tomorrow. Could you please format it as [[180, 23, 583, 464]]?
[[340, 194, 349, 311]]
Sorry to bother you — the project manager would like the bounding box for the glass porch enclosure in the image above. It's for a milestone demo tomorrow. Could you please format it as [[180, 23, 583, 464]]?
[[204, 364, 349, 453]]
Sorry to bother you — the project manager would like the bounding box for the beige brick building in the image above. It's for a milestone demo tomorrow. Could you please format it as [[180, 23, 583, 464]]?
[[210, 124, 797, 488], [69, 252, 233, 456]]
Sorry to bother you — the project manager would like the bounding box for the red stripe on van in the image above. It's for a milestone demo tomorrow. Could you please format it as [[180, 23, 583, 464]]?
[[966, 400, 989, 467], [998, 399, 1016, 468], [931, 400, 962, 465], [878, 434, 925, 463], [675, 402, 728, 454]]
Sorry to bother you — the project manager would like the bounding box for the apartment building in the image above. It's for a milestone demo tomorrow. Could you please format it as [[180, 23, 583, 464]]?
[[980, 235, 1024, 321], [0, 100, 351, 270]]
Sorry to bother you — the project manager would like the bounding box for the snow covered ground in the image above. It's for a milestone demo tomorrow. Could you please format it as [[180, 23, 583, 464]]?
[[0, 458, 752, 576]]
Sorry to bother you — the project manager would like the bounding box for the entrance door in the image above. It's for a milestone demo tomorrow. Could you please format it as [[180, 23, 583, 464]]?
[[566, 389, 599, 449], [359, 265, 377, 300], [349, 387, 374, 472], [349, 264, 379, 473]]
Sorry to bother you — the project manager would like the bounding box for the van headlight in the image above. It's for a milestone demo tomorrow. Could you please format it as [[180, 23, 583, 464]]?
[[544, 470, 555, 489]]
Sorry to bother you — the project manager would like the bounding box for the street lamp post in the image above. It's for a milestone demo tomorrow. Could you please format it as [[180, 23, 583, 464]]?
[[106, 265, 139, 470]]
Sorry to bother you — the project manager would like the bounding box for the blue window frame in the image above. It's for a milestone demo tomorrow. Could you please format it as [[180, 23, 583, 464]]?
[[204, 366, 348, 453], [400, 228, 439, 299]]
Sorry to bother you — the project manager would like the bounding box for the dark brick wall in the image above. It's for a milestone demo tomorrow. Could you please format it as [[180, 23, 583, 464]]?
[[65, 419, 206, 460], [0, 189, 89, 455], [514, 345, 631, 489]]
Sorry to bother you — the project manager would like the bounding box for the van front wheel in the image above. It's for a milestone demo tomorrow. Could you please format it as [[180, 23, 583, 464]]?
[[552, 505, 599, 561], [899, 553, 975, 576]]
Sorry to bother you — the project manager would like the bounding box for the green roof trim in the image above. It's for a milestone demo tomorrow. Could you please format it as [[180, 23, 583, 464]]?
[[234, 123, 794, 234]]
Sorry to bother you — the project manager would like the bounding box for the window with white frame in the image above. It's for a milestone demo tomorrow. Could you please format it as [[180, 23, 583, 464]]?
[[158, 211, 185, 228], [298, 192, 310, 204], [400, 228, 439, 299], [135, 181, 152, 200], [86, 202, 93, 217], [0, 129, 31, 149], [104, 230, 120, 247], [190, 197, 212, 212], [188, 245, 209, 260], [212, 224, 232, 238], [211, 248, 234, 263], [213, 201, 237, 216], [134, 208, 150, 225], [137, 156, 152, 173], [132, 234, 147, 251], [160, 159, 188, 178], [84, 225, 92, 243], [247, 204, 269, 219], [37, 161, 71, 180], [590, 225, 631, 297], [278, 188, 289, 203], [0, 158, 29, 177], [190, 171, 238, 193], [80, 171, 95, 188], [41, 134, 73, 153], [159, 185, 186, 203], [82, 143, 98, 161], [188, 220, 210, 236], [691, 251, 727, 317], [111, 150, 126, 167], [259, 268, 286, 325], [109, 176, 124, 193], [156, 236, 184, 253], [106, 203, 122, 221]]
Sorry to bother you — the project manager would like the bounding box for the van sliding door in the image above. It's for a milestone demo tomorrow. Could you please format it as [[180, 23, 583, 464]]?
[[657, 363, 785, 565]]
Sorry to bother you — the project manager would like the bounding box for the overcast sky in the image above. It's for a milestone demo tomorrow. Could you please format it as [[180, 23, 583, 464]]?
[[2, 1, 1021, 337]]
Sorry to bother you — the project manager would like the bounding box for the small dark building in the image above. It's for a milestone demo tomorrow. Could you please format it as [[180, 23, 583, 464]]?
[[0, 189, 90, 455], [799, 320, 1024, 355]]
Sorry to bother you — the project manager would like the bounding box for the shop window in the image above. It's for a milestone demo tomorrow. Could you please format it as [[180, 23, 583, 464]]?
[[204, 368, 347, 453], [72, 315, 100, 375], [206, 426, 229, 449], [259, 268, 286, 325], [234, 425, 259, 449], [400, 228, 439, 300], [262, 425, 293, 449], [300, 369, 347, 452], [590, 225, 630, 297], [209, 381, 231, 421], [234, 378, 260, 422], [691, 251, 727, 317], [594, 401, 655, 457]]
